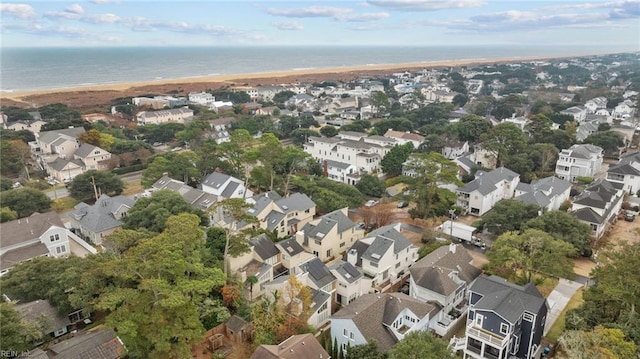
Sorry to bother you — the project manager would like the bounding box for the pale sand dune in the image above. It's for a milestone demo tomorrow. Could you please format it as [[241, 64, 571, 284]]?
[[0, 56, 551, 102]]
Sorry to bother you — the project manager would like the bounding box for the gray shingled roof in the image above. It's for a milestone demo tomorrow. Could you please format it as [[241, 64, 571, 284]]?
[[1, 242, 49, 271], [202, 172, 232, 189], [15, 299, 70, 330], [38, 127, 85, 145], [226, 315, 248, 332], [70, 194, 134, 233], [470, 276, 546, 324], [458, 167, 519, 195], [0, 212, 65, 248], [343, 241, 370, 267], [410, 244, 481, 296], [276, 237, 305, 257], [326, 160, 352, 170], [572, 207, 602, 223], [331, 293, 440, 351], [608, 162, 640, 176], [572, 179, 617, 209], [48, 158, 84, 172], [300, 257, 336, 289], [366, 224, 412, 254], [329, 261, 362, 284], [44, 329, 123, 359], [249, 234, 279, 261], [75, 143, 102, 159], [564, 144, 603, 159], [277, 193, 315, 213]]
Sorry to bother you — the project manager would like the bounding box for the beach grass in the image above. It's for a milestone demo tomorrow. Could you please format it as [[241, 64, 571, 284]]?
[[122, 179, 144, 197]]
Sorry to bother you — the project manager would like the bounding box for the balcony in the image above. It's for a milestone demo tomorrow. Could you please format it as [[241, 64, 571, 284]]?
[[466, 326, 509, 348], [467, 343, 481, 355]]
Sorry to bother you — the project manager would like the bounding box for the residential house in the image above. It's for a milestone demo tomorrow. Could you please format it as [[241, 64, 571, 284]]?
[[151, 176, 219, 218], [555, 144, 604, 182], [188, 91, 215, 106], [31, 127, 85, 162], [26, 328, 125, 359], [6, 120, 46, 134], [442, 140, 470, 160], [247, 191, 316, 237], [240, 102, 263, 115], [571, 180, 624, 238], [285, 94, 318, 112], [201, 171, 252, 199], [136, 107, 194, 125], [229, 234, 281, 300], [584, 96, 608, 113], [330, 293, 441, 353], [346, 224, 419, 289], [231, 86, 259, 100], [456, 167, 520, 216], [297, 257, 335, 326], [295, 208, 363, 262], [15, 299, 72, 338], [409, 243, 481, 312], [559, 106, 587, 122], [73, 144, 111, 171], [606, 151, 640, 194], [206, 117, 238, 143], [323, 160, 358, 184], [576, 120, 599, 142], [275, 237, 315, 274], [459, 275, 547, 359], [256, 85, 286, 102], [514, 176, 572, 212], [45, 158, 85, 183], [0, 212, 96, 276], [330, 261, 372, 307], [250, 333, 330, 359], [613, 99, 636, 119], [69, 194, 134, 246], [383, 129, 425, 148]]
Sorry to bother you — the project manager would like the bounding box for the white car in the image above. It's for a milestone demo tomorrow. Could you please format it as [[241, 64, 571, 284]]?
[[365, 199, 379, 207]]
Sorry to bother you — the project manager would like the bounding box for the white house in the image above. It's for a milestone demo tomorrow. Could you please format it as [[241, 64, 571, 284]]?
[[442, 140, 470, 160], [201, 171, 252, 199], [246, 191, 316, 237], [584, 97, 608, 113], [73, 144, 111, 171], [572, 180, 624, 238], [383, 130, 425, 148], [606, 152, 640, 195], [188, 92, 215, 106], [555, 144, 604, 182], [560, 106, 587, 122], [456, 167, 520, 216], [514, 176, 572, 211], [136, 107, 194, 125], [329, 261, 372, 307], [330, 293, 441, 353], [69, 194, 134, 246]]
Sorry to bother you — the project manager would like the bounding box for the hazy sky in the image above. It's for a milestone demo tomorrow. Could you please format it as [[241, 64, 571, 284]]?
[[1, 0, 639, 48]]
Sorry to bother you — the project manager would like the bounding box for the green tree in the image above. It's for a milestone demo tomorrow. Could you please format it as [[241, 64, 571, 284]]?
[[0, 176, 14, 191], [556, 327, 637, 359], [0, 139, 33, 179], [0, 206, 18, 222], [525, 211, 592, 256], [478, 199, 541, 235], [290, 175, 364, 213], [0, 187, 52, 217], [290, 128, 320, 145], [69, 170, 124, 202], [525, 114, 554, 144], [487, 229, 576, 283], [567, 243, 640, 346], [211, 198, 259, 274], [388, 331, 454, 359], [346, 340, 387, 359], [320, 125, 339, 138], [583, 131, 624, 157], [480, 122, 527, 167], [355, 174, 386, 197], [272, 90, 295, 105], [97, 214, 225, 359], [451, 114, 492, 143], [381, 143, 414, 177], [123, 189, 207, 233], [405, 152, 460, 219], [217, 129, 256, 181], [0, 302, 44, 353], [371, 91, 390, 116]]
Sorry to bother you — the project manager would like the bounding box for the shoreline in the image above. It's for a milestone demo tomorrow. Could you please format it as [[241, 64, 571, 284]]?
[[0, 53, 606, 103]]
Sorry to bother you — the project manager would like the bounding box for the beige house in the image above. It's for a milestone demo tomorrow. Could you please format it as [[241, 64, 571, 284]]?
[[136, 107, 194, 125], [275, 237, 315, 274], [247, 191, 316, 237], [295, 208, 363, 262], [32, 127, 85, 160], [74, 144, 111, 170], [45, 158, 85, 183]]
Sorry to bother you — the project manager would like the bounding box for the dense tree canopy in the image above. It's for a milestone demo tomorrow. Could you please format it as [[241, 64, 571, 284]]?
[[381, 143, 414, 177], [388, 331, 454, 359], [0, 187, 52, 217], [404, 152, 460, 219], [480, 122, 527, 167], [0, 303, 47, 353], [291, 175, 364, 214], [451, 114, 492, 143], [355, 173, 386, 197], [478, 199, 541, 235], [487, 229, 576, 283], [69, 170, 124, 202], [346, 340, 387, 359], [123, 189, 208, 232], [556, 327, 637, 359], [524, 211, 592, 256]]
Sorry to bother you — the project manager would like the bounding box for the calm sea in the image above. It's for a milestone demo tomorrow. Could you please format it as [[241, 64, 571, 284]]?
[[0, 45, 633, 92]]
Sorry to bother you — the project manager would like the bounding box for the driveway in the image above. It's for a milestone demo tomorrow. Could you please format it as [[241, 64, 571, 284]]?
[[543, 278, 583, 336]]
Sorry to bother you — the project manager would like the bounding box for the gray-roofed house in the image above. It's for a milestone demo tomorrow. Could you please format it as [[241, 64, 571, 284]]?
[[555, 144, 604, 182], [409, 244, 481, 337], [346, 223, 418, 289], [228, 234, 282, 300], [457, 275, 548, 359], [73, 143, 112, 171], [0, 212, 79, 276], [606, 151, 640, 194], [31, 127, 85, 160], [15, 299, 71, 338], [250, 333, 330, 359], [247, 192, 316, 237], [25, 328, 125, 359], [330, 261, 372, 306], [456, 167, 520, 216], [295, 207, 363, 262], [45, 158, 85, 183], [151, 176, 219, 220], [275, 237, 315, 273], [69, 194, 134, 246], [330, 293, 441, 354], [514, 176, 572, 211], [571, 179, 624, 238], [201, 171, 252, 199]]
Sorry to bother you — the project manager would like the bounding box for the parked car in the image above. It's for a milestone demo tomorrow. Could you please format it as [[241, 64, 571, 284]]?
[[397, 201, 408, 208], [625, 211, 636, 222], [365, 199, 379, 207]]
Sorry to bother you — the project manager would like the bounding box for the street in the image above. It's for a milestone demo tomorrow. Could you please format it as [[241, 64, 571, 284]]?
[[46, 170, 143, 199]]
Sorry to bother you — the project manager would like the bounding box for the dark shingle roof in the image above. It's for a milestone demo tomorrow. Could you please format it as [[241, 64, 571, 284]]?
[[250, 333, 329, 359], [0, 212, 65, 248], [458, 167, 519, 195], [249, 234, 279, 261], [470, 276, 546, 324], [44, 328, 124, 359], [300, 257, 336, 289], [276, 237, 305, 257], [15, 299, 71, 330], [70, 194, 134, 233], [329, 261, 363, 284], [410, 244, 481, 296]]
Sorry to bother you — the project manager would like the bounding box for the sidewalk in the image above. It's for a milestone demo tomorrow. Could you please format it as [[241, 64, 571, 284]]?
[[543, 278, 583, 336]]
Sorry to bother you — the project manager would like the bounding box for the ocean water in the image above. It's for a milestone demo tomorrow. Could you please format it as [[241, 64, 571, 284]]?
[[0, 45, 633, 92]]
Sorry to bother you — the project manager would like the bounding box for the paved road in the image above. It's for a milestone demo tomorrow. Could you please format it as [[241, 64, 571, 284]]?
[[47, 187, 69, 199], [543, 278, 584, 336], [46, 170, 143, 199]]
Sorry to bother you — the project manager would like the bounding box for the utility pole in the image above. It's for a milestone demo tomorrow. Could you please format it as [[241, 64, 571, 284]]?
[[91, 175, 99, 201]]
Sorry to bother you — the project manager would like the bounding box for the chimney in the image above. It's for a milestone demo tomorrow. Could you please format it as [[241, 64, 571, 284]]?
[[347, 249, 358, 267]]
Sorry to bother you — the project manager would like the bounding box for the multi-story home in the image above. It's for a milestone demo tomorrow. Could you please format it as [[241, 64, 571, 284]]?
[[456, 167, 520, 216], [247, 191, 316, 237], [188, 91, 215, 106], [324, 160, 358, 184], [571, 180, 624, 238], [15, 299, 71, 338], [584, 96, 608, 113], [275, 237, 315, 274], [555, 144, 603, 182], [295, 208, 363, 262], [612, 99, 635, 119], [69, 194, 134, 246], [73, 144, 111, 171], [559, 105, 587, 122], [45, 158, 85, 183], [458, 275, 547, 359], [229, 234, 282, 300], [330, 261, 372, 307], [442, 140, 470, 160], [201, 171, 252, 199], [346, 224, 418, 289], [230, 86, 259, 100], [31, 127, 85, 162], [250, 333, 330, 359], [331, 293, 441, 354], [514, 176, 572, 212], [205, 117, 238, 143], [383, 129, 425, 148], [136, 107, 194, 125], [606, 152, 640, 194], [5, 120, 46, 134], [151, 176, 219, 218], [0, 212, 96, 276]]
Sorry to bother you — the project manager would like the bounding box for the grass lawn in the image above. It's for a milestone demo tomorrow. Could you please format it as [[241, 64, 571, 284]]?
[[535, 276, 559, 297], [122, 179, 144, 197], [545, 288, 584, 343], [52, 197, 79, 212]]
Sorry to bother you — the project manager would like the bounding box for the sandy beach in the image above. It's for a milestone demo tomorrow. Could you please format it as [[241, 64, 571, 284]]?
[[0, 55, 561, 107]]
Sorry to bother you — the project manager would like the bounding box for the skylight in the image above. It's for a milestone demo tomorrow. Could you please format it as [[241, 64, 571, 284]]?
[[316, 232, 325, 238], [371, 253, 381, 259]]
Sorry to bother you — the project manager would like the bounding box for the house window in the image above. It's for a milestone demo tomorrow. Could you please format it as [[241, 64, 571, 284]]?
[[475, 313, 483, 327], [350, 332, 354, 340], [343, 329, 349, 338], [370, 261, 378, 268], [56, 245, 66, 254], [326, 249, 332, 258], [523, 312, 534, 322], [50, 234, 60, 242], [500, 323, 509, 335], [318, 301, 328, 313], [340, 242, 345, 247]]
